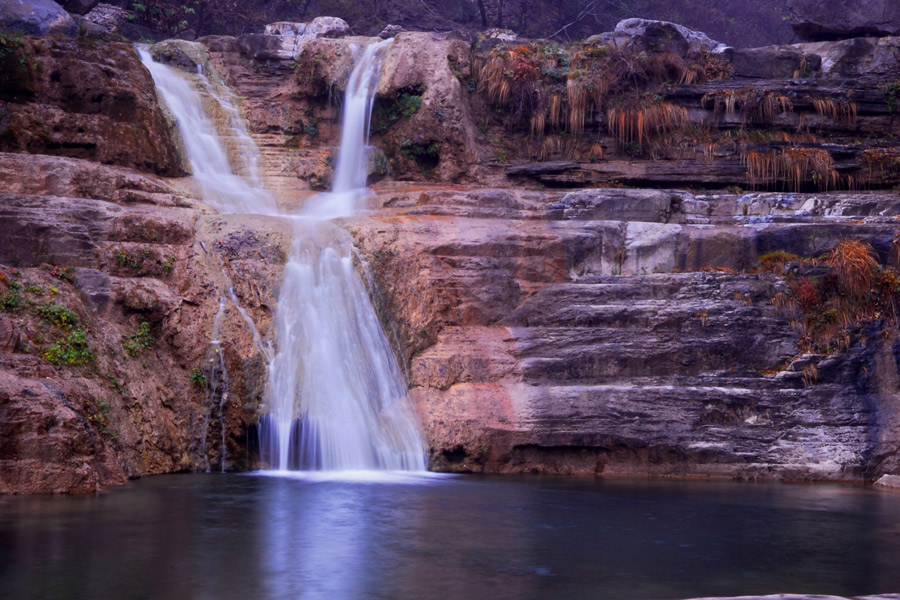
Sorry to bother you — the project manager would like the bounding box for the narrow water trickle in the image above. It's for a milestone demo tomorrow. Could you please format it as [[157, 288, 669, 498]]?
[[207, 297, 230, 472], [139, 40, 426, 473]]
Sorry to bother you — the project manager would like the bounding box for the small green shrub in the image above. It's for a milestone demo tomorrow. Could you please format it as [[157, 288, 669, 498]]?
[[759, 250, 799, 274], [190, 366, 206, 388], [886, 81, 900, 114], [36, 304, 80, 330], [372, 86, 425, 134], [46, 265, 76, 283], [0, 282, 21, 312], [115, 250, 141, 269], [24, 285, 44, 295], [87, 398, 115, 438], [123, 321, 154, 357], [106, 373, 125, 393], [161, 256, 175, 276], [44, 329, 95, 366]]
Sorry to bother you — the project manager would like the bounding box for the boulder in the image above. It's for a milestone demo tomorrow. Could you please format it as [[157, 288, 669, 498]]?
[[597, 18, 728, 58], [244, 16, 350, 61], [264, 21, 306, 36], [305, 16, 349, 38], [377, 32, 480, 181], [788, 0, 900, 41], [378, 24, 404, 39], [0, 0, 77, 36], [55, 0, 97, 15], [0, 38, 186, 176], [474, 27, 516, 50], [481, 27, 516, 42], [795, 36, 900, 77]]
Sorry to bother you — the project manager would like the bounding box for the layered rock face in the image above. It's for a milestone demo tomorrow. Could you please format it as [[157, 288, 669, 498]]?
[[0, 150, 282, 493], [345, 187, 900, 478]]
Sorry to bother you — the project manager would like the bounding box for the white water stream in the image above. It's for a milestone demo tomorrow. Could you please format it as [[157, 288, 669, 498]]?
[[137, 48, 277, 216], [140, 40, 426, 473]]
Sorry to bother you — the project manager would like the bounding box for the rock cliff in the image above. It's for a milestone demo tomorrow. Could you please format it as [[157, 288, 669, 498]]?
[[3, 14, 900, 491]]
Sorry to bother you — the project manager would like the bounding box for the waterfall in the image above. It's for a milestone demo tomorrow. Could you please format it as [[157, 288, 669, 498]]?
[[140, 40, 426, 473], [137, 48, 277, 216], [261, 38, 427, 471], [301, 39, 392, 219]]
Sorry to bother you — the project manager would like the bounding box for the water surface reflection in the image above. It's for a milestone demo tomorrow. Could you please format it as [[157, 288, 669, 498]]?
[[1, 474, 899, 599]]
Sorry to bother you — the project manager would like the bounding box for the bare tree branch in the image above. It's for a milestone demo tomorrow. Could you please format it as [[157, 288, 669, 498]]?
[[548, 0, 599, 40]]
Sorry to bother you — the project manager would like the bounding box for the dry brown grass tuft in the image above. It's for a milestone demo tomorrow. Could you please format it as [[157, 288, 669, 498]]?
[[861, 148, 900, 186], [828, 240, 879, 303], [702, 89, 793, 125], [549, 93, 563, 129], [607, 98, 687, 146], [566, 78, 588, 137], [810, 97, 858, 124], [746, 146, 843, 192], [530, 113, 545, 138]]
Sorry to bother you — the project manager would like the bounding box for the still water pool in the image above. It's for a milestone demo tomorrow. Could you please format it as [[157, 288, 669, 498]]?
[[1, 472, 899, 599]]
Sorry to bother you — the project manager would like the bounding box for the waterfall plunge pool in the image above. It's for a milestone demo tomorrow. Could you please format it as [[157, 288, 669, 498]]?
[[2, 473, 899, 599]]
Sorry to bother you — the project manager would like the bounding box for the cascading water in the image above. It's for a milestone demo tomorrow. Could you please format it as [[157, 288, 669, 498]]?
[[302, 39, 392, 219], [137, 48, 277, 216], [260, 38, 427, 472], [140, 40, 425, 473]]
